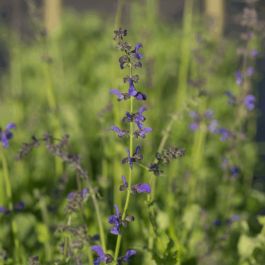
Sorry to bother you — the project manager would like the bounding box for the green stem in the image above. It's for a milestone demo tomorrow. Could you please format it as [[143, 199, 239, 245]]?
[[63, 214, 72, 258], [90, 189, 107, 251], [114, 65, 134, 261], [176, 0, 194, 111], [0, 148, 21, 263]]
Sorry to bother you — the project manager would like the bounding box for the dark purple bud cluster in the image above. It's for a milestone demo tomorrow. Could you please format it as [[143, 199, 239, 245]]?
[[149, 146, 185, 176], [66, 188, 89, 213]]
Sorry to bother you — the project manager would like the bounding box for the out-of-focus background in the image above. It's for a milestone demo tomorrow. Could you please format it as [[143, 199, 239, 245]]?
[[0, 1, 265, 265]]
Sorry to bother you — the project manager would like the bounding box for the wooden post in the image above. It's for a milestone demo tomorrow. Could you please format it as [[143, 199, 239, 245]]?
[[44, 0, 62, 34], [205, 0, 225, 39]]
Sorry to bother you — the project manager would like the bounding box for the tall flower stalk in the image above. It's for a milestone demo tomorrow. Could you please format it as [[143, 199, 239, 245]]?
[[91, 28, 152, 264]]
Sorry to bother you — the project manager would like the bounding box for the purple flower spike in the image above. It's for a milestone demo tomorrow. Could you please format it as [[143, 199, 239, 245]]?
[[235, 70, 243, 86], [244, 94, 255, 111], [132, 183, 151, 194], [0, 122, 16, 148], [111, 126, 127, 137]]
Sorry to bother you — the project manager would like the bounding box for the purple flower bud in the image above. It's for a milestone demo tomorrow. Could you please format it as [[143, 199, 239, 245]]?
[[133, 43, 143, 60]]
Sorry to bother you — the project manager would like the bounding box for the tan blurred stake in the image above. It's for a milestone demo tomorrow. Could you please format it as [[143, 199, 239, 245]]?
[[205, 0, 225, 39], [44, 0, 62, 34]]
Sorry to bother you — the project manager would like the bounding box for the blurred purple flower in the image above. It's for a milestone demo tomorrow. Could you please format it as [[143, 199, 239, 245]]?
[[246, 66, 254, 77], [250, 49, 258, 58], [235, 70, 243, 86], [0, 123, 16, 148], [131, 183, 151, 194], [230, 166, 240, 178], [217, 128, 231, 141], [244, 94, 255, 111], [208, 120, 219, 133], [189, 122, 199, 131], [204, 109, 214, 120]]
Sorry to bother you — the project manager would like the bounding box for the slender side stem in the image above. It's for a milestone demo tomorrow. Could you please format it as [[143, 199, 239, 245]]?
[[176, 0, 194, 111], [114, 65, 134, 261], [114, 0, 125, 29], [0, 148, 21, 263], [90, 189, 107, 251], [148, 114, 177, 203], [63, 214, 72, 258]]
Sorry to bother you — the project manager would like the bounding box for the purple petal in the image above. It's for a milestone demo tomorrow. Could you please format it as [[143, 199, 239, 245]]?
[[122, 176, 128, 186], [110, 89, 124, 100], [133, 183, 151, 193], [6, 123, 16, 130], [1, 134, 9, 148], [135, 92, 146, 100], [123, 249, 136, 261], [91, 245, 105, 261]]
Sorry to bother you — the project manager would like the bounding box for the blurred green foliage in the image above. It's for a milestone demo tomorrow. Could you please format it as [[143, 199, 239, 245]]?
[[0, 1, 264, 264]]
